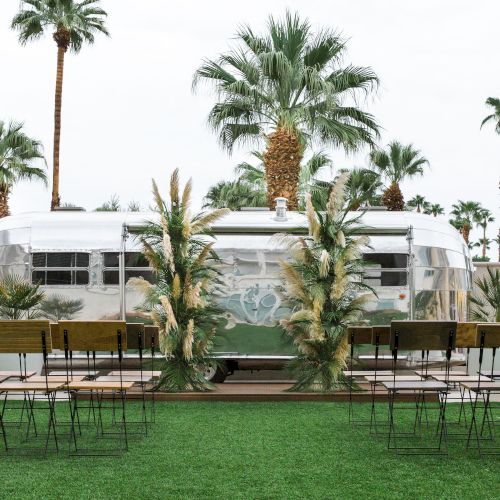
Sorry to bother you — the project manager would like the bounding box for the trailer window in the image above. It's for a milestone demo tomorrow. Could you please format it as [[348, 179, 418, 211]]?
[[362, 253, 408, 286], [31, 252, 89, 285], [102, 252, 153, 285]]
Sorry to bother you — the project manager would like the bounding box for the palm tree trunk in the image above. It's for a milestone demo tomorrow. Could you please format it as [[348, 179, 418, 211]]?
[[462, 223, 470, 244], [0, 185, 10, 218], [51, 32, 69, 210], [263, 128, 302, 210], [482, 225, 487, 258], [381, 182, 404, 211]]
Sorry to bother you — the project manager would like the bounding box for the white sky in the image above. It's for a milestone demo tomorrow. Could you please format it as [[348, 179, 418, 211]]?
[[0, 0, 499, 258]]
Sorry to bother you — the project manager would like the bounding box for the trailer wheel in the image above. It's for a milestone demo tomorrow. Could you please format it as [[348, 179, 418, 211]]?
[[202, 362, 228, 383]]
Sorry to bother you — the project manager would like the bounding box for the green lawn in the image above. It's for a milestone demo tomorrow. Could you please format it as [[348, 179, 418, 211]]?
[[0, 401, 498, 499]]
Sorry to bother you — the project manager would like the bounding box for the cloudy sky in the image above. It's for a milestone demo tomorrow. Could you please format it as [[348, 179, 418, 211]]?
[[0, 0, 498, 257]]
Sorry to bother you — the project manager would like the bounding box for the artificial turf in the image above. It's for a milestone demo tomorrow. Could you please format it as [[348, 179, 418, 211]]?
[[0, 401, 498, 499]]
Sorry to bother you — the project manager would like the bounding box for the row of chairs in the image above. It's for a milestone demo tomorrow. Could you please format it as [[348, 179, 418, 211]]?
[[345, 321, 500, 457], [0, 320, 161, 456]]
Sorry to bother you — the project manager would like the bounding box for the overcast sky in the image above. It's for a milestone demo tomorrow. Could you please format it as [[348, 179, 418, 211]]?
[[0, 0, 499, 257]]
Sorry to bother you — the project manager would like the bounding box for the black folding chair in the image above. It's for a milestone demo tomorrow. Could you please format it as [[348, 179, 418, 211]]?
[[383, 320, 456, 456], [0, 320, 62, 456], [465, 322, 500, 457], [58, 320, 133, 456]]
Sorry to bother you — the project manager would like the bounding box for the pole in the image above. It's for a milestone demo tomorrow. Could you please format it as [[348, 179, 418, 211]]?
[[119, 223, 128, 321]]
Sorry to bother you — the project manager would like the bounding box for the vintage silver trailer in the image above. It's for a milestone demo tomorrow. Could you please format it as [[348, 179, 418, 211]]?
[[0, 209, 473, 376]]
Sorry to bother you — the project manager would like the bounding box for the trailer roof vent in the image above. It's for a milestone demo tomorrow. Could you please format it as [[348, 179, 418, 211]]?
[[274, 197, 288, 221]]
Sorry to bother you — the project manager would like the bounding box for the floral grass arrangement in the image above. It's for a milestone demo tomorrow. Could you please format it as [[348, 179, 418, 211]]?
[[131, 169, 229, 391], [279, 173, 374, 391]]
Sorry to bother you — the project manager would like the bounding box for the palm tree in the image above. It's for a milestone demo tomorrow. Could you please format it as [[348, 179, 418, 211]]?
[[280, 172, 374, 391], [470, 267, 500, 322], [474, 208, 495, 259], [496, 231, 500, 262], [449, 200, 482, 244], [369, 141, 428, 211], [95, 194, 121, 212], [310, 168, 382, 211], [131, 169, 229, 391], [0, 120, 46, 218], [194, 12, 379, 210], [407, 194, 429, 213], [480, 97, 500, 134], [12, 0, 109, 210], [235, 150, 332, 210], [39, 294, 83, 321], [203, 179, 266, 210], [423, 203, 445, 217], [0, 274, 45, 319]]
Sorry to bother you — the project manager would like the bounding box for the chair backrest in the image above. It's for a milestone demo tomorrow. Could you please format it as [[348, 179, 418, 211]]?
[[371, 326, 391, 346], [50, 322, 62, 350], [58, 321, 127, 352], [347, 326, 373, 345], [144, 325, 158, 349], [126, 323, 145, 350], [0, 320, 52, 354], [390, 321, 457, 351], [475, 323, 500, 348], [456, 322, 478, 348]]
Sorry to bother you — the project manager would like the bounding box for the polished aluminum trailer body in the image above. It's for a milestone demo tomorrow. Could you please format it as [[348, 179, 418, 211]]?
[[0, 210, 473, 361]]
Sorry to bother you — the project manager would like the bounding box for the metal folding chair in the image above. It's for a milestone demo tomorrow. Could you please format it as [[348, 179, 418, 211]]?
[[383, 320, 456, 456], [0, 320, 62, 455], [58, 320, 133, 456], [465, 322, 500, 457]]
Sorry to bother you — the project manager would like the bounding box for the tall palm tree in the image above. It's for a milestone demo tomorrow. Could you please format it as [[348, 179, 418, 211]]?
[[194, 12, 379, 210], [234, 150, 332, 210], [423, 203, 445, 217], [474, 208, 495, 259], [406, 194, 428, 213], [495, 231, 500, 262], [449, 200, 482, 244], [369, 141, 428, 211], [480, 97, 500, 134], [12, 0, 109, 210], [0, 120, 46, 218]]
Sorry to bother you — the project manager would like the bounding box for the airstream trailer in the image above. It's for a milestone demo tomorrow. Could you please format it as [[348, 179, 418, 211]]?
[[0, 209, 473, 379]]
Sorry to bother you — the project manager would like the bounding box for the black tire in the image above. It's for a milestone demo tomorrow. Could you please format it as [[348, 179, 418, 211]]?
[[205, 362, 228, 383]]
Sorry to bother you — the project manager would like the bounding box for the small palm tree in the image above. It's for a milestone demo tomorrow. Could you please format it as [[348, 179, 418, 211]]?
[[449, 200, 482, 244], [423, 203, 445, 217], [12, 0, 109, 210], [474, 208, 495, 259], [480, 97, 500, 134], [310, 168, 382, 211], [203, 180, 266, 210], [0, 120, 46, 218], [131, 169, 229, 391], [0, 274, 45, 319], [470, 267, 500, 322], [95, 194, 121, 212], [39, 294, 83, 321], [369, 141, 429, 211], [407, 194, 429, 213], [194, 11, 379, 210], [280, 172, 374, 391]]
